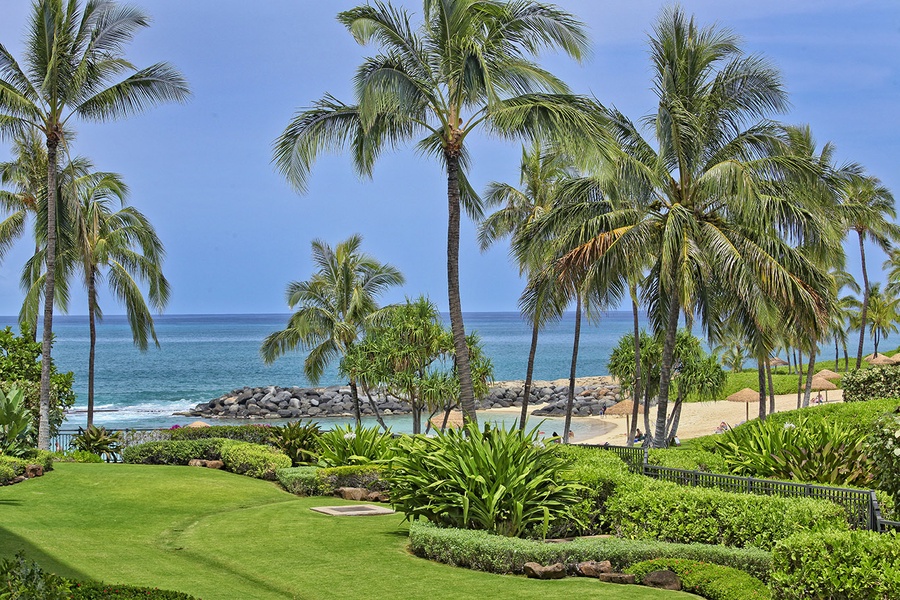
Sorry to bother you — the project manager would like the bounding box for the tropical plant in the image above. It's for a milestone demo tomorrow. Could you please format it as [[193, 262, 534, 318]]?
[[0, 0, 189, 449], [0, 553, 71, 600], [273, 0, 594, 425], [714, 415, 877, 487], [838, 174, 900, 369], [530, 7, 835, 445], [0, 386, 32, 456], [388, 422, 583, 538], [864, 283, 900, 357], [268, 421, 321, 467], [869, 406, 900, 506], [261, 235, 404, 425], [316, 424, 396, 467], [0, 325, 75, 438], [71, 424, 122, 462]]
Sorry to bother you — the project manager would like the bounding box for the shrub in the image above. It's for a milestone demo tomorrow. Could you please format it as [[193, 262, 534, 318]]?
[[770, 530, 900, 599], [0, 553, 71, 599], [219, 441, 291, 479], [316, 424, 396, 467], [169, 424, 272, 444], [69, 581, 198, 599], [842, 366, 900, 402], [604, 478, 849, 551], [407, 522, 773, 581], [626, 558, 770, 600], [389, 423, 583, 538], [122, 439, 226, 465], [714, 415, 877, 487], [869, 405, 900, 506], [316, 464, 388, 494], [20, 448, 54, 472], [52, 449, 103, 463], [648, 447, 729, 474], [549, 445, 637, 536], [72, 425, 123, 462], [276, 466, 320, 495], [268, 421, 320, 466]]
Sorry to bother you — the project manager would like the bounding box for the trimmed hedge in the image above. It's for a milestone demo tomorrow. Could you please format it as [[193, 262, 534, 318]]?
[[626, 558, 770, 600], [0, 451, 53, 483], [169, 423, 274, 444], [70, 581, 198, 599], [219, 441, 291, 479], [276, 466, 320, 495], [605, 478, 849, 551], [648, 448, 729, 473], [408, 522, 773, 582], [842, 366, 900, 402], [770, 530, 900, 599], [122, 439, 225, 465], [276, 464, 389, 496]]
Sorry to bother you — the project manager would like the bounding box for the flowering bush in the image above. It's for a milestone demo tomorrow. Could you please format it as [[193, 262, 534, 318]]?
[[842, 365, 900, 402], [869, 406, 900, 506]]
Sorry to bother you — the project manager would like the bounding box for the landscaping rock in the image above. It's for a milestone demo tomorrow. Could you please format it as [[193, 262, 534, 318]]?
[[366, 491, 390, 503], [24, 464, 43, 478], [334, 487, 368, 501], [188, 459, 206, 467], [575, 560, 613, 577], [523, 562, 566, 580], [643, 570, 681, 590], [205, 460, 224, 470], [597, 573, 636, 585]]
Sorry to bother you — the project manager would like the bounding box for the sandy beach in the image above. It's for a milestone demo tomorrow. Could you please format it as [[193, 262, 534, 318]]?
[[480, 379, 843, 446]]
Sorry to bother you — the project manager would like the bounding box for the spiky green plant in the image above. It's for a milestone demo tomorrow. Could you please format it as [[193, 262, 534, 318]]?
[[317, 424, 396, 467], [268, 421, 321, 466]]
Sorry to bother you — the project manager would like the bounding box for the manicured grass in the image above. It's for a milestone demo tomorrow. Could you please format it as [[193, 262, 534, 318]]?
[[0, 463, 697, 599]]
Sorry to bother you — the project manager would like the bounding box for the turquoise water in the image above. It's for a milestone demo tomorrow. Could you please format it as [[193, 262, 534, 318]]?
[[0, 312, 639, 433]]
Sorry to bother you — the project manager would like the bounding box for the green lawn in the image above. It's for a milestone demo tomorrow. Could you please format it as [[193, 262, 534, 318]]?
[[0, 463, 696, 599]]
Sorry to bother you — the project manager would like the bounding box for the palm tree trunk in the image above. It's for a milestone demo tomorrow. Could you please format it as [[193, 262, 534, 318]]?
[[757, 358, 767, 421], [803, 347, 817, 407], [363, 386, 388, 432], [562, 293, 582, 444], [629, 294, 642, 447], [835, 336, 839, 368], [519, 319, 540, 430], [37, 133, 60, 451], [665, 386, 683, 442], [445, 151, 476, 426], [766, 360, 776, 415], [643, 387, 652, 445], [653, 293, 681, 447], [856, 231, 870, 369], [87, 272, 97, 428], [349, 379, 361, 427]]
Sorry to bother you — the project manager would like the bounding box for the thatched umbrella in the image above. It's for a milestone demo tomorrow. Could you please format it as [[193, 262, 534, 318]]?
[[808, 376, 837, 403], [727, 388, 760, 421], [606, 400, 643, 440], [187, 421, 210, 428], [429, 410, 464, 431], [767, 357, 789, 367], [865, 353, 898, 366], [814, 369, 842, 381]]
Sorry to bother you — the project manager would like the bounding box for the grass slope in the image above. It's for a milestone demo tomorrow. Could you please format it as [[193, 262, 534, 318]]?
[[0, 463, 696, 600]]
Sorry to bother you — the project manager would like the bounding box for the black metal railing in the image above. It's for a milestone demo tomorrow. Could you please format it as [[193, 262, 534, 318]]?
[[583, 443, 888, 532]]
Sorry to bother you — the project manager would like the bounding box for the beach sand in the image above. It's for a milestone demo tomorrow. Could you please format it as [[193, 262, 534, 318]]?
[[480, 386, 844, 446]]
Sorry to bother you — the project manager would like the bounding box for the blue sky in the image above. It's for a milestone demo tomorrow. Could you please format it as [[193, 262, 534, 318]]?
[[0, 1, 898, 316]]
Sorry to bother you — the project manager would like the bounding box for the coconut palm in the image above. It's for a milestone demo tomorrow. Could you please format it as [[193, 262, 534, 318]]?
[[272, 0, 592, 425], [479, 142, 571, 429], [529, 7, 834, 445], [261, 235, 404, 425], [0, 0, 189, 448], [838, 175, 900, 369], [863, 283, 899, 357]]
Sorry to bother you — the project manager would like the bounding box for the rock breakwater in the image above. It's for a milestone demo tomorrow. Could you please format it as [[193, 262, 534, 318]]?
[[179, 381, 622, 420]]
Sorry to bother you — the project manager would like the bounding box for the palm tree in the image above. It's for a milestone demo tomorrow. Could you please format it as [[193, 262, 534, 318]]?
[[838, 175, 900, 369], [530, 7, 834, 445], [73, 176, 169, 426], [864, 284, 899, 357], [479, 142, 570, 429], [272, 0, 592, 425], [0, 0, 189, 449], [260, 235, 404, 425]]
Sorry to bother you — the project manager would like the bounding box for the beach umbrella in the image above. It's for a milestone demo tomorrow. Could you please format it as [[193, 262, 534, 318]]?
[[187, 421, 210, 428], [865, 353, 898, 366], [814, 369, 842, 381], [429, 410, 464, 431], [767, 357, 789, 369], [808, 376, 837, 402], [606, 400, 640, 415], [726, 388, 760, 421]]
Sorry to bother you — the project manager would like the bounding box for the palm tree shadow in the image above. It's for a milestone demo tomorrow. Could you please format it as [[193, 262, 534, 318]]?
[[0, 499, 22, 506], [0, 526, 91, 580]]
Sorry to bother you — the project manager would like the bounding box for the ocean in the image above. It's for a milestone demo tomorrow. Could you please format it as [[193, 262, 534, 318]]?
[[0, 311, 640, 436]]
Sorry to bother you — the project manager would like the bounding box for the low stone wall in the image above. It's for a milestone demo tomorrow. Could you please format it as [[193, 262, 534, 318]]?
[[180, 381, 622, 420]]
